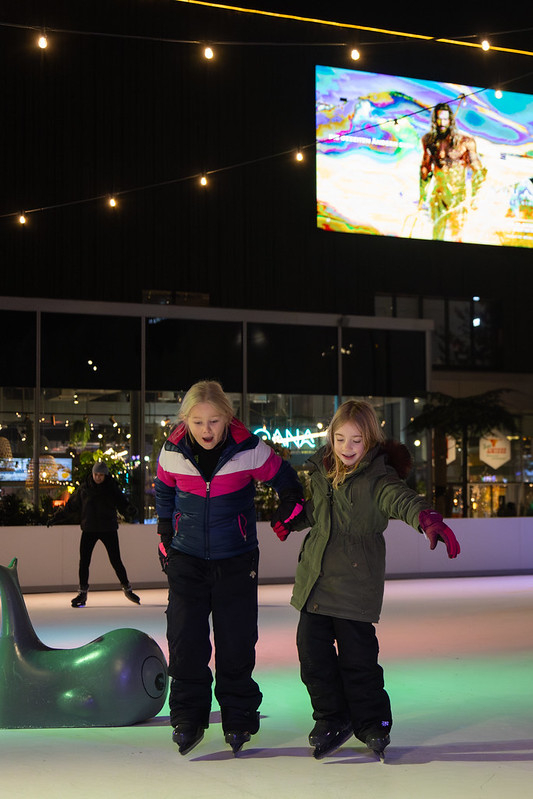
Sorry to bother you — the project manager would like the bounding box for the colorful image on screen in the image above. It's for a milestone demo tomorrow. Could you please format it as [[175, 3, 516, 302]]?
[[0, 457, 73, 483], [316, 65, 533, 247]]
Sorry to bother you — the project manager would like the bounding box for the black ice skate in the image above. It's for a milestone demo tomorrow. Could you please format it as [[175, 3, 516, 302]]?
[[309, 720, 353, 759], [365, 732, 390, 763], [71, 591, 87, 608], [122, 585, 141, 604], [224, 730, 251, 756], [172, 725, 205, 755]]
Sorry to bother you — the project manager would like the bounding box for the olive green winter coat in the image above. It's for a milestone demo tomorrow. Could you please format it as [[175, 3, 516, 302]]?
[[290, 443, 431, 623]]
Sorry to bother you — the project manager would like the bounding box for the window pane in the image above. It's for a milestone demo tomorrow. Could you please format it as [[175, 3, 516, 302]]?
[[422, 298, 446, 366], [342, 329, 426, 397], [374, 295, 393, 317], [41, 314, 141, 389], [448, 300, 471, 366], [39, 387, 137, 512], [0, 390, 35, 506], [472, 298, 496, 368], [247, 324, 337, 394], [0, 311, 36, 386], [396, 296, 419, 318], [146, 319, 242, 392]]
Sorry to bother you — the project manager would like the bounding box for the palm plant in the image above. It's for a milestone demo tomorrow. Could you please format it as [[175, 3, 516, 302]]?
[[407, 390, 517, 517]]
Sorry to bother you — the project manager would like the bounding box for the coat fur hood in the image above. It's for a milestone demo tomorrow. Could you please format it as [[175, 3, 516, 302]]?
[[379, 440, 413, 480]]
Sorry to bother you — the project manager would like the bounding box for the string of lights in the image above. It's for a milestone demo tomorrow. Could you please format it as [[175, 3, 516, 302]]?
[[2, 11, 532, 224], [171, 1, 533, 55]]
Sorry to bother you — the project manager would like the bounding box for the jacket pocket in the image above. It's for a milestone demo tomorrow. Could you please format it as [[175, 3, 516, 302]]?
[[173, 511, 181, 533], [238, 513, 248, 541]]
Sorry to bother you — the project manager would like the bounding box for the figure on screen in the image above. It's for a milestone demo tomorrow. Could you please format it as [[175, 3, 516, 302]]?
[[419, 102, 487, 241]]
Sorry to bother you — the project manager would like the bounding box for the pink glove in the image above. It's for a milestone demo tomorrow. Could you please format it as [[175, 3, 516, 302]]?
[[419, 509, 460, 559], [272, 521, 291, 541], [271, 500, 304, 541]]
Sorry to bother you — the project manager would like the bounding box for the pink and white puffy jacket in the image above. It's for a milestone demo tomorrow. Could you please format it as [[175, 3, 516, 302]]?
[[155, 417, 302, 560]]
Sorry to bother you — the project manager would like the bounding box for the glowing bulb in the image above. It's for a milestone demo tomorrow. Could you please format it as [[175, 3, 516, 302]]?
[[481, 39, 490, 51], [204, 46, 214, 59], [350, 48, 360, 61], [414, 439, 421, 447], [494, 89, 502, 99], [38, 35, 47, 49], [19, 214, 26, 225], [200, 175, 208, 186], [109, 197, 117, 207], [296, 150, 303, 162]]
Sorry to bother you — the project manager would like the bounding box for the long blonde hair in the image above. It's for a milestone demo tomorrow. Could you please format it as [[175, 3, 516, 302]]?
[[325, 400, 385, 488], [178, 380, 234, 431]]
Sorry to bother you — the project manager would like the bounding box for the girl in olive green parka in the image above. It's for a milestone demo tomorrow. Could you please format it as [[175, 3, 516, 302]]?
[[281, 400, 460, 760]]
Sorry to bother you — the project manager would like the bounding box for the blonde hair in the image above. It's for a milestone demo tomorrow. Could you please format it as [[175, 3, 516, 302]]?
[[325, 400, 385, 488], [178, 380, 234, 429]]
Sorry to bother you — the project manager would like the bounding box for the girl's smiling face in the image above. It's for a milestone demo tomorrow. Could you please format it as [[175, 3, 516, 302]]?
[[187, 402, 227, 449], [333, 421, 366, 468]]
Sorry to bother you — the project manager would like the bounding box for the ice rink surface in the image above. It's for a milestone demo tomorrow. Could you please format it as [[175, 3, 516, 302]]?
[[1, 576, 533, 799]]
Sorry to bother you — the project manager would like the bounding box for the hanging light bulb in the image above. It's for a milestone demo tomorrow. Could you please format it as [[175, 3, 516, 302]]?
[[350, 47, 360, 61], [204, 46, 214, 60], [296, 150, 304, 162], [494, 89, 503, 99], [481, 39, 490, 51], [200, 175, 208, 186], [108, 196, 117, 208], [38, 34, 48, 49], [18, 214, 26, 225]]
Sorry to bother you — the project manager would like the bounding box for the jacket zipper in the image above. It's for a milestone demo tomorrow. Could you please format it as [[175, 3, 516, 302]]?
[[205, 480, 211, 559]]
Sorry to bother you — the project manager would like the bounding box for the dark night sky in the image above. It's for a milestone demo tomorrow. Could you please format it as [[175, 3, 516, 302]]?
[[1, 2, 532, 313]]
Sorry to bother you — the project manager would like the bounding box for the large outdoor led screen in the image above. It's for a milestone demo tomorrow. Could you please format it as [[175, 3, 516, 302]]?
[[316, 65, 533, 247]]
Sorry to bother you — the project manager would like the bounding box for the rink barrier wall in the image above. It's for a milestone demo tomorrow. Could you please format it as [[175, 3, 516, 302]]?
[[0, 518, 532, 593]]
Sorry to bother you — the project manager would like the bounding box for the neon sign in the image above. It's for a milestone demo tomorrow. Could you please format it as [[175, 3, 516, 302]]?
[[254, 427, 327, 449]]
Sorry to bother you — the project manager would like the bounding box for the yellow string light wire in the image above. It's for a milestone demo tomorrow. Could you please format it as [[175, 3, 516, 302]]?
[[174, 1, 533, 57], [436, 38, 533, 57], [173, 1, 433, 40]]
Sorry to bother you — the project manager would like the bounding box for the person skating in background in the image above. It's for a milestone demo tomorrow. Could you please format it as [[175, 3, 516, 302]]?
[[273, 400, 460, 761], [156, 380, 304, 756], [48, 461, 139, 608]]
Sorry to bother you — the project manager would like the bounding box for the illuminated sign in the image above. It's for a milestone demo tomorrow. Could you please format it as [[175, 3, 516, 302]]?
[[254, 428, 327, 449], [479, 431, 511, 469]]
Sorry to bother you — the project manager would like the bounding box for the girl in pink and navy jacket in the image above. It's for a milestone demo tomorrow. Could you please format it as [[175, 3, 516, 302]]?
[[155, 380, 303, 757]]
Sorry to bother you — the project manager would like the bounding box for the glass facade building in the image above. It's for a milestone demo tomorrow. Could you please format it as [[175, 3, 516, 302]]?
[[1, 297, 531, 520], [0, 298, 433, 522]]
